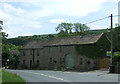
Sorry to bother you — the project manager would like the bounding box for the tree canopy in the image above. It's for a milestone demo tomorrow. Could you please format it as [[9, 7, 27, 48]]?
[[56, 22, 90, 37]]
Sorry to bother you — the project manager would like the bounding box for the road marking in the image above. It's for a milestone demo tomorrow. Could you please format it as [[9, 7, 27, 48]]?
[[63, 72, 72, 73], [19, 70, 71, 82]]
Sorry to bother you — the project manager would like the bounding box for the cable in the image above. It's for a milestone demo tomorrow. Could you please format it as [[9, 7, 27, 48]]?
[[85, 16, 109, 25], [46, 15, 120, 25], [113, 15, 120, 17]]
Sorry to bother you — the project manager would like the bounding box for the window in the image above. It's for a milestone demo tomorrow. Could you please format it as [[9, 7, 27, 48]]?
[[60, 46, 62, 52], [23, 51, 25, 56], [18, 61, 20, 64], [80, 58, 83, 65], [30, 50, 32, 55], [37, 50, 39, 56], [23, 60, 26, 65], [49, 58, 53, 62], [36, 60, 39, 65], [30, 60, 32, 68], [54, 60, 57, 63], [49, 47, 52, 53], [80, 58, 83, 61], [79, 46, 82, 50], [60, 57, 62, 64]]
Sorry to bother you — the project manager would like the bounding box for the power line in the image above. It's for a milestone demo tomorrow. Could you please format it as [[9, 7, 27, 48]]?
[[3, 15, 120, 26], [84, 14, 120, 25], [113, 15, 120, 17], [85, 16, 109, 25]]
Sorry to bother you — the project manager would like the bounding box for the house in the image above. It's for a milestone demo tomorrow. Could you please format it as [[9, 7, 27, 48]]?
[[19, 33, 111, 70]]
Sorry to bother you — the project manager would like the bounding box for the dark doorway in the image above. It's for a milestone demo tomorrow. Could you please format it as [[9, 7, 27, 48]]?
[[30, 60, 32, 68], [37, 60, 40, 66]]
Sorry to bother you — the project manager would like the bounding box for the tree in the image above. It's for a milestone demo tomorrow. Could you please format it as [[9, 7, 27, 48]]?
[[67, 23, 73, 34], [113, 52, 120, 62], [113, 26, 120, 51], [0, 20, 3, 25], [74, 23, 90, 33], [56, 22, 90, 37], [56, 23, 64, 32], [9, 53, 19, 69], [106, 26, 120, 51], [56, 22, 73, 34], [2, 32, 21, 68], [2, 32, 8, 38], [2, 44, 11, 67], [56, 30, 69, 37]]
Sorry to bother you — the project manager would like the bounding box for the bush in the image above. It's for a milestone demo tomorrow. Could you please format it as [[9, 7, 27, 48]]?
[[31, 64, 39, 69], [61, 67, 66, 72], [21, 64, 28, 69], [54, 67, 58, 71], [113, 52, 120, 62], [9, 66, 17, 69]]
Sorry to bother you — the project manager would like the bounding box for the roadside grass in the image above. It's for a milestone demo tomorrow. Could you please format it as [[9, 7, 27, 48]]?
[[1, 69, 26, 84]]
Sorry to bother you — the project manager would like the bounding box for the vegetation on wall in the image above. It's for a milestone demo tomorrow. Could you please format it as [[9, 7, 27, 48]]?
[[75, 26, 120, 59], [75, 34, 111, 58], [106, 26, 120, 51]]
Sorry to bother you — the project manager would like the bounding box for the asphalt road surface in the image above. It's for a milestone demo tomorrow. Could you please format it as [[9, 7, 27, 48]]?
[[7, 69, 119, 84]]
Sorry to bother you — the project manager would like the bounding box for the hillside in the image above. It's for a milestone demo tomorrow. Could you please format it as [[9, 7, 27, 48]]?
[[3, 34, 57, 46]]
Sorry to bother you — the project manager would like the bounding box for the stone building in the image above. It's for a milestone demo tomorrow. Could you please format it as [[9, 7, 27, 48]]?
[[19, 33, 110, 70]]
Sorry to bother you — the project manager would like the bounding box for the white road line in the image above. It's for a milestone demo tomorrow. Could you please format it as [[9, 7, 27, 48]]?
[[63, 72, 72, 73], [19, 70, 71, 82]]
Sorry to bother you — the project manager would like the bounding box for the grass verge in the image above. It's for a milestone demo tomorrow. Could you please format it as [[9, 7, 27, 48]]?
[[1, 69, 26, 84]]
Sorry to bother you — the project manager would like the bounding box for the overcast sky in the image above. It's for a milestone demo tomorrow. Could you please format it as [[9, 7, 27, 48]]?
[[0, 0, 119, 38]]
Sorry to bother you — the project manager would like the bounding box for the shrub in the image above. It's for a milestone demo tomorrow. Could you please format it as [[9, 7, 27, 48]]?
[[9, 66, 16, 69], [21, 64, 28, 69], [113, 52, 120, 62], [61, 67, 66, 72], [54, 67, 58, 71], [80, 62, 83, 65], [31, 64, 39, 69]]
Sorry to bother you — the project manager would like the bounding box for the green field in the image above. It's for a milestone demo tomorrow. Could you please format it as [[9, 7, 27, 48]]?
[[1, 69, 26, 84]]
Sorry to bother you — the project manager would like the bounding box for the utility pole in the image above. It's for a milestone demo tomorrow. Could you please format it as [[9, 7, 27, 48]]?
[[110, 14, 113, 65]]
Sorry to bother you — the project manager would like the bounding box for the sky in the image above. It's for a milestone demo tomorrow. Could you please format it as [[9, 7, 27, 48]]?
[[0, 0, 119, 38]]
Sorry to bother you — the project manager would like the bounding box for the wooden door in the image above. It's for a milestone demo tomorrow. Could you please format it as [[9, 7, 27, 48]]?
[[65, 54, 74, 69]]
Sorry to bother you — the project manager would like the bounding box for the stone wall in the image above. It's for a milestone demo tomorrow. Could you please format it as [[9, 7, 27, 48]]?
[[19, 45, 95, 71], [115, 62, 120, 74]]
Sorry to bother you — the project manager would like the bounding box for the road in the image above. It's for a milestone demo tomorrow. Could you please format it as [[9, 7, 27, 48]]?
[[7, 69, 119, 84]]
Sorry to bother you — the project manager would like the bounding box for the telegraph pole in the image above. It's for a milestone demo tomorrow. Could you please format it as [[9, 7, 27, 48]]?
[[110, 14, 113, 65]]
